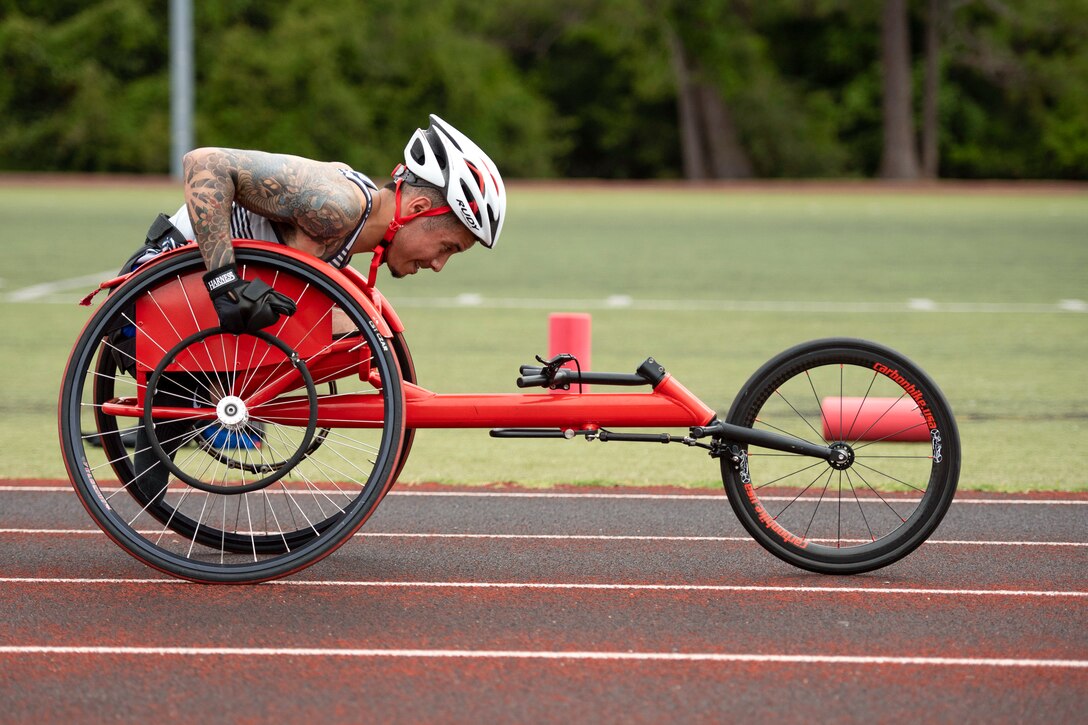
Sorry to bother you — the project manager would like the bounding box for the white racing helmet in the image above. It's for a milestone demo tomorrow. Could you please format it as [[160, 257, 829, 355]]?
[[399, 114, 506, 249]]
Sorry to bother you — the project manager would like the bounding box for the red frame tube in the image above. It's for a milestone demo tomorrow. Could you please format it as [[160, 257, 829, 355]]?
[[400, 375, 714, 430], [102, 373, 716, 431]]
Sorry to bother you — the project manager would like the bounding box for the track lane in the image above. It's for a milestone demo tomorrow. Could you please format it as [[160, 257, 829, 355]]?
[[1, 529, 1084, 590], [3, 654, 1084, 722], [1, 483, 1085, 720], [0, 578, 1084, 660], [2, 484, 1086, 542]]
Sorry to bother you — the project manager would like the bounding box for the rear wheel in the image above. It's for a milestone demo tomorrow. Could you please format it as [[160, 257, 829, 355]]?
[[720, 338, 960, 574], [389, 330, 416, 485], [60, 248, 405, 583]]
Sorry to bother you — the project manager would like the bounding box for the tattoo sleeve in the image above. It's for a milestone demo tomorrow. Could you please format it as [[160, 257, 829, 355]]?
[[183, 148, 239, 270], [182, 148, 363, 270]]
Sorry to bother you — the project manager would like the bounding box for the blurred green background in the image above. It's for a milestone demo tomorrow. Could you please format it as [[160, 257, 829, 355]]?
[[2, 1, 1085, 490], [2, 0, 1087, 179], [2, 182, 1085, 490]]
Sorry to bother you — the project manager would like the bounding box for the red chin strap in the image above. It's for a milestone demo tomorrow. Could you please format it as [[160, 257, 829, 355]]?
[[366, 173, 453, 288]]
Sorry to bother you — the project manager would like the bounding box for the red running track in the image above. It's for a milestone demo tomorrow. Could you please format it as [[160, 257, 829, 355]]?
[[1, 480, 1085, 721]]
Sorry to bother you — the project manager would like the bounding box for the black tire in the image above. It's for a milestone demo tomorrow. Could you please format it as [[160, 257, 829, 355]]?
[[388, 330, 416, 486], [720, 338, 960, 574], [60, 248, 405, 583]]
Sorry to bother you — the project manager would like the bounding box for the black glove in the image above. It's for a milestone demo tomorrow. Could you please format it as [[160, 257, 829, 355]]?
[[203, 264, 297, 334]]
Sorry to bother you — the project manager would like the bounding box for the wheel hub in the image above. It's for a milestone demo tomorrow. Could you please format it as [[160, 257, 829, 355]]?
[[827, 441, 855, 470], [216, 395, 248, 430]]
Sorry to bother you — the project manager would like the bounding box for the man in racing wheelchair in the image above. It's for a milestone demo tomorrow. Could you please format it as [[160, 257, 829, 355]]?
[[116, 114, 506, 497], [130, 113, 505, 331]]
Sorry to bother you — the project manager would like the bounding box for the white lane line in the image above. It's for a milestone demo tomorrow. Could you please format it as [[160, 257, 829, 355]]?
[[388, 296, 1088, 315], [6, 280, 1085, 312], [0, 487, 75, 492], [1, 529, 1085, 547], [2, 485, 1085, 505], [924, 539, 1088, 547], [389, 491, 1088, 506], [4, 270, 116, 302], [1, 577, 1085, 598], [0, 646, 1084, 668]]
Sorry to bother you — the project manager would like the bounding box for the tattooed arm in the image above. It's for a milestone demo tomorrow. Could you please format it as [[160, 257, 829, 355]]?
[[181, 148, 363, 270]]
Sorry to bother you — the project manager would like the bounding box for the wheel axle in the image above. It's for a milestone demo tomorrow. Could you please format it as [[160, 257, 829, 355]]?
[[215, 395, 248, 430], [827, 441, 856, 470]]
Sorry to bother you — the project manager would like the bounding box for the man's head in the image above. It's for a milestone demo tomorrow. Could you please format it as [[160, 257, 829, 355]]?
[[383, 182, 476, 277], [375, 115, 505, 281]]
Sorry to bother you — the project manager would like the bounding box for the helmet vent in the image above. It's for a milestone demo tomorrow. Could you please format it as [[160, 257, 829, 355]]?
[[465, 161, 484, 191], [435, 125, 464, 152], [409, 139, 427, 165], [460, 179, 482, 222]]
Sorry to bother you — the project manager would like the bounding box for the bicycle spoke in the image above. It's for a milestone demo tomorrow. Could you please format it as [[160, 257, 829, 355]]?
[[846, 470, 877, 543], [850, 467, 909, 522], [844, 372, 879, 442], [751, 458, 827, 490], [801, 467, 835, 542], [774, 384, 825, 441], [852, 460, 926, 494], [771, 466, 830, 520]]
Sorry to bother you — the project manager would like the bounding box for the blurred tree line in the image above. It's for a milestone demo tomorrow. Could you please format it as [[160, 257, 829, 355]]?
[[1, 0, 1085, 179]]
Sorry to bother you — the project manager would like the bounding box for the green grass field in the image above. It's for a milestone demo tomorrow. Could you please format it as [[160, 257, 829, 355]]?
[[1, 181, 1085, 490]]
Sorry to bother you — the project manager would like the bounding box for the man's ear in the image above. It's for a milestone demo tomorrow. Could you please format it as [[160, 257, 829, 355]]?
[[405, 193, 434, 215]]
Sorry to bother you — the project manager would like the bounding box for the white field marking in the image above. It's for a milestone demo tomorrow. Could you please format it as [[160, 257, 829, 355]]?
[[0, 577, 1085, 598], [1, 529, 1086, 547], [605, 294, 633, 308], [0, 645, 1085, 668], [386, 296, 1087, 315], [908, 298, 938, 311], [9, 275, 1084, 313], [5, 270, 116, 303], [2, 485, 1086, 505], [455, 292, 483, 306]]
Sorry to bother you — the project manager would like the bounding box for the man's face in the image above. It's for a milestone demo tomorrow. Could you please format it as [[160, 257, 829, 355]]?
[[385, 214, 476, 278]]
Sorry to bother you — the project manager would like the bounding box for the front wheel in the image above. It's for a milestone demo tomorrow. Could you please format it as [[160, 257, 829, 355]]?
[[720, 338, 960, 575]]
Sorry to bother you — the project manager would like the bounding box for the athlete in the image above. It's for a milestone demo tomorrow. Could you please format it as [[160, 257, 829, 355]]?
[[134, 113, 506, 333], [120, 115, 505, 490]]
